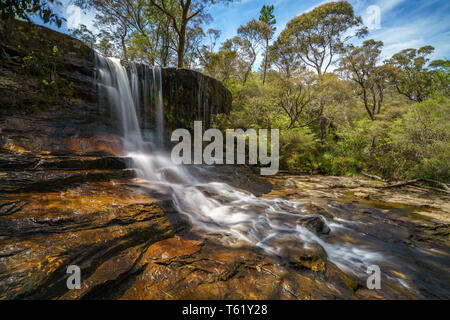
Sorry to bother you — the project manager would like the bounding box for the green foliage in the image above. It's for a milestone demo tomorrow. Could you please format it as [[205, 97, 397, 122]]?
[[211, 36, 449, 181], [203, 46, 239, 83], [388, 97, 450, 181], [258, 4, 276, 84], [207, 1, 448, 182], [259, 4, 276, 28], [429, 59, 450, 97], [0, 0, 64, 27], [321, 154, 364, 176], [279, 127, 320, 173], [4, 0, 448, 183], [71, 24, 96, 48], [339, 40, 387, 120], [279, 0, 366, 76], [23, 44, 60, 76], [316, 98, 450, 181], [386, 46, 436, 102], [20, 44, 72, 110]]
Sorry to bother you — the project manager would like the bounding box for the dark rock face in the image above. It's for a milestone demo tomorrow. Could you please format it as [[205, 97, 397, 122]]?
[[0, 20, 118, 156], [161, 68, 232, 129], [0, 20, 232, 156]]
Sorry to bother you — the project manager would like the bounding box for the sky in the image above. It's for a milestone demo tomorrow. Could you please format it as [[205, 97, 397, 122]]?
[[37, 0, 450, 65], [207, 0, 450, 63]]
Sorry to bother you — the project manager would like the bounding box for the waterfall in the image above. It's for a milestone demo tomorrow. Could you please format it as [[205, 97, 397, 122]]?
[[153, 67, 164, 147], [95, 55, 143, 152], [130, 63, 140, 123], [94, 54, 386, 281]]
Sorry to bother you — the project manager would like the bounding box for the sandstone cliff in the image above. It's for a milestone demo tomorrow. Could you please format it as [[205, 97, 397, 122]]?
[[0, 20, 231, 156]]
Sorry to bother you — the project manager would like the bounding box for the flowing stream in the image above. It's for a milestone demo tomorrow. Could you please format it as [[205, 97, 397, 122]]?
[[94, 54, 450, 297]]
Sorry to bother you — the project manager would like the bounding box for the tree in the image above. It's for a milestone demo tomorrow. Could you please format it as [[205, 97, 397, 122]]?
[[197, 28, 221, 68], [259, 4, 276, 84], [388, 97, 450, 181], [96, 30, 115, 56], [88, 0, 167, 64], [387, 46, 436, 102], [233, 18, 268, 83], [279, 1, 366, 76], [71, 24, 96, 48], [311, 73, 355, 142], [275, 72, 321, 129], [0, 0, 64, 27], [184, 24, 205, 68], [269, 37, 302, 80], [339, 40, 388, 120], [148, 0, 232, 68], [203, 40, 238, 83], [429, 59, 450, 97]]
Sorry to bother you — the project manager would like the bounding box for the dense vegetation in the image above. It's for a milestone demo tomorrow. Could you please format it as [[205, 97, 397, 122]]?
[[2, 0, 449, 182]]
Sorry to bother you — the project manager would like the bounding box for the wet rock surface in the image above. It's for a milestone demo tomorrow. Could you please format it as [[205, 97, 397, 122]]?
[[0, 152, 449, 300], [0, 154, 187, 300]]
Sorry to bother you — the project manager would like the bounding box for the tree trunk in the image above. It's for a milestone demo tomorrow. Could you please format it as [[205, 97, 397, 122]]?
[[121, 36, 128, 61], [362, 89, 375, 121], [177, 21, 187, 68], [262, 38, 269, 85], [377, 86, 383, 114], [176, 3, 190, 68], [177, 36, 185, 68], [243, 53, 256, 84], [243, 68, 250, 84]]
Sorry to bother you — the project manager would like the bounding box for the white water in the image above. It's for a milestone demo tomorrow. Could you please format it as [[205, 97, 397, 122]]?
[[152, 67, 164, 148], [95, 54, 383, 278]]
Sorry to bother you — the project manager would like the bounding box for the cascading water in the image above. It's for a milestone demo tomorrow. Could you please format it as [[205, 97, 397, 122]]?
[[95, 53, 381, 274], [94, 54, 446, 293], [130, 63, 140, 121], [95, 55, 143, 152], [153, 67, 164, 148]]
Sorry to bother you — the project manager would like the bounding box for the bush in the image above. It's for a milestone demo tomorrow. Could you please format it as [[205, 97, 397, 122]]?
[[388, 97, 450, 181], [279, 127, 320, 172]]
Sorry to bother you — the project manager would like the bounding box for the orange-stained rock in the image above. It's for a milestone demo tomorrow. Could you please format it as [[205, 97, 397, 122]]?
[[64, 134, 123, 156], [60, 244, 145, 300], [1, 148, 449, 300], [143, 237, 203, 263], [0, 177, 188, 300]]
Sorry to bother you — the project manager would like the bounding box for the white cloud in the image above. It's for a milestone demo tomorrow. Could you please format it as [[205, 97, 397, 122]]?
[[366, 13, 450, 59], [302, 0, 330, 15]]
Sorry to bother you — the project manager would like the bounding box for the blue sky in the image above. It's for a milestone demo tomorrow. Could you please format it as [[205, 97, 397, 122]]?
[[208, 0, 450, 62], [38, 0, 450, 64]]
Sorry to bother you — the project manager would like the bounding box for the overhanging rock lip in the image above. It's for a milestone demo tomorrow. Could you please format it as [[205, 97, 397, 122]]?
[[123, 63, 233, 117], [163, 67, 232, 102]]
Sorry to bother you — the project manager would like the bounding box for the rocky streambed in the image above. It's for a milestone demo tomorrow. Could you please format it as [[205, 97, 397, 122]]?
[[1, 152, 449, 300]]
